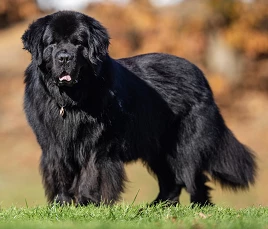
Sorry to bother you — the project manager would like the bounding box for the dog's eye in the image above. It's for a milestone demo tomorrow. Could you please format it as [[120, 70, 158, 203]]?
[[72, 39, 87, 47], [45, 37, 56, 46], [43, 41, 56, 48], [72, 39, 82, 46]]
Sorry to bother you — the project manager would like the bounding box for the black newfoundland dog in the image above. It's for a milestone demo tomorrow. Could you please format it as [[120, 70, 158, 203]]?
[[22, 11, 256, 206]]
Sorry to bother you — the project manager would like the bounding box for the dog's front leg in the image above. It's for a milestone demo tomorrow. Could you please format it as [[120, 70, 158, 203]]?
[[75, 154, 126, 205], [40, 152, 75, 205]]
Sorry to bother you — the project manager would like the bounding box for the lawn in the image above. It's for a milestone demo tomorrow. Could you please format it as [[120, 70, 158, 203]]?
[[0, 203, 267, 229]]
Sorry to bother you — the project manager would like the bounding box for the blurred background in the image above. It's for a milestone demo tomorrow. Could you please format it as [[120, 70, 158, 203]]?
[[0, 0, 268, 208]]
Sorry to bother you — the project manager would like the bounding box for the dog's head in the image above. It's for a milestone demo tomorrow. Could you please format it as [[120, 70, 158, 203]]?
[[22, 11, 110, 87]]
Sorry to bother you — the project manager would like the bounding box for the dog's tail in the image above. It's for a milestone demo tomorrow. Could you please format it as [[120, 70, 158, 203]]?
[[207, 127, 257, 190]]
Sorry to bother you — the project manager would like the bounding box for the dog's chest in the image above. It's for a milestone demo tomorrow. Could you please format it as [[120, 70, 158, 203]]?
[[55, 109, 104, 144]]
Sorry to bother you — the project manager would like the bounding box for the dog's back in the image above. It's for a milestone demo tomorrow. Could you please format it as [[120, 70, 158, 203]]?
[[117, 53, 257, 205]]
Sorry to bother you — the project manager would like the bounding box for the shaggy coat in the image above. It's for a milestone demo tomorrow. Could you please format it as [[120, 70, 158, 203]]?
[[22, 11, 256, 206]]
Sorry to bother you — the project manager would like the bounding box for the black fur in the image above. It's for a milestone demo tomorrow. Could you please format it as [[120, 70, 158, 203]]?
[[22, 11, 257, 206]]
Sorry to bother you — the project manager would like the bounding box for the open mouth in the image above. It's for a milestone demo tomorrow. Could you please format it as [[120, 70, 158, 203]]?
[[59, 74, 72, 82], [58, 72, 78, 86]]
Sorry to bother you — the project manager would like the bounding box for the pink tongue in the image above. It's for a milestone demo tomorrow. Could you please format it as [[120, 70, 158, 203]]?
[[59, 75, 71, 81]]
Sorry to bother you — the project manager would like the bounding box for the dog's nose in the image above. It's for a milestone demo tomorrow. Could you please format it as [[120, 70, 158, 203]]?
[[57, 52, 73, 64]]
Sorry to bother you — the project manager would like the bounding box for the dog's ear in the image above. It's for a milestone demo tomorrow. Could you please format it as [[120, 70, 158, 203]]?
[[22, 15, 50, 65], [86, 17, 110, 66]]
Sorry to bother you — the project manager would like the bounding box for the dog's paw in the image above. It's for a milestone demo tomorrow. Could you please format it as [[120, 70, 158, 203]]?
[[54, 193, 73, 205]]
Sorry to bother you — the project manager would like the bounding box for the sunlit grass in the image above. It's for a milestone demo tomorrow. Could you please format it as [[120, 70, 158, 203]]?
[[0, 203, 267, 229]]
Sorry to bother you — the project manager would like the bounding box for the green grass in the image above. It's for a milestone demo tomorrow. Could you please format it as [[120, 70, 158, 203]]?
[[0, 203, 267, 229]]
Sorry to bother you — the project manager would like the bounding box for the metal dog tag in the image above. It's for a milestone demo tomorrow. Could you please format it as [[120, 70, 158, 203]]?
[[60, 107, 65, 117]]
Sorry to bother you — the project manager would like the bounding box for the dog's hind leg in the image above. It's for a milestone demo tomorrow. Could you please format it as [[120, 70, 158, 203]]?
[[189, 173, 213, 206], [173, 157, 213, 206], [148, 157, 183, 206], [152, 181, 183, 206]]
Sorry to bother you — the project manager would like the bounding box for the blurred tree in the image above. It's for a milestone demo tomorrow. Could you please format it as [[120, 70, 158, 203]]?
[[206, 0, 241, 29], [129, 0, 152, 8], [224, 0, 268, 58], [0, 0, 39, 29]]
